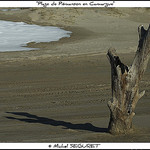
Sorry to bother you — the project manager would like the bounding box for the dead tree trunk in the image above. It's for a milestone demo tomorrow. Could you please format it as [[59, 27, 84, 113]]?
[[107, 25, 150, 134]]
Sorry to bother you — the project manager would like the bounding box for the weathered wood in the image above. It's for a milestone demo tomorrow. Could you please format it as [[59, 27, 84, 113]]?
[[107, 25, 150, 134]]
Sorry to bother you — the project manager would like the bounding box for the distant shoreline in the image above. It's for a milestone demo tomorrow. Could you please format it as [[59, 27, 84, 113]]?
[[0, 8, 149, 61]]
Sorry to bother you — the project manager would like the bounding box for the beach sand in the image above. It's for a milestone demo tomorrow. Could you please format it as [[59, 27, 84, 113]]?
[[0, 8, 150, 142]]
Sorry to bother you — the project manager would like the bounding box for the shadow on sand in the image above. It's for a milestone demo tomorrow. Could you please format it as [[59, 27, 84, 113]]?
[[5, 112, 108, 133]]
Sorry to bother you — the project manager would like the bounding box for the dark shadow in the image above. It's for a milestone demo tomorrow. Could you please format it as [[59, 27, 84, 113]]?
[[5, 112, 108, 133]]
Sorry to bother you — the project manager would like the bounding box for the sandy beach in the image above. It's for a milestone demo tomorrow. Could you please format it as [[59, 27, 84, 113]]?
[[0, 8, 150, 142]]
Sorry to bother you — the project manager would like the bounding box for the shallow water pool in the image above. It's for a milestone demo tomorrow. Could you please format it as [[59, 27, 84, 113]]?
[[0, 20, 71, 52]]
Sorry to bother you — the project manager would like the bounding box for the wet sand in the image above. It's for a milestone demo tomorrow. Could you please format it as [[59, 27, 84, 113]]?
[[0, 8, 150, 142]]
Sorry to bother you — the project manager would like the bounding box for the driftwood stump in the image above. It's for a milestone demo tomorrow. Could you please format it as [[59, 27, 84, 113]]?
[[107, 25, 150, 134]]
